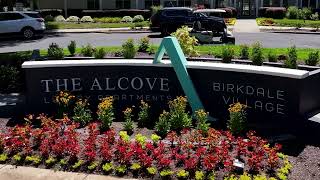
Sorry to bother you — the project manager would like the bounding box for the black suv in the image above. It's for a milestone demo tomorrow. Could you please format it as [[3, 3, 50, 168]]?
[[150, 7, 227, 36]]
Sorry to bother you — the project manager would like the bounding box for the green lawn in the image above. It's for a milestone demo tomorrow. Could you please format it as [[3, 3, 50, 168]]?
[[46, 21, 150, 30], [38, 45, 319, 62], [257, 18, 320, 28]]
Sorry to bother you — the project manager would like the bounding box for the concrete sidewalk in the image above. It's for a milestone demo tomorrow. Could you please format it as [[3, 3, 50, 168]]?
[[45, 27, 150, 34], [0, 165, 135, 180], [233, 19, 260, 33]]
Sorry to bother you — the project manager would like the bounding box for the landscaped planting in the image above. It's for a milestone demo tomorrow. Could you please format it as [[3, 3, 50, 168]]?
[[0, 92, 292, 180], [257, 18, 320, 29]]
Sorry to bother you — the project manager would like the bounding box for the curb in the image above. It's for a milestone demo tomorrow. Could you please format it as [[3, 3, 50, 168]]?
[[259, 26, 320, 34]]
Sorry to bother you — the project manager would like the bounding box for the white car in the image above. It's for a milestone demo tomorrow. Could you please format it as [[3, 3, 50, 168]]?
[[0, 11, 46, 39]]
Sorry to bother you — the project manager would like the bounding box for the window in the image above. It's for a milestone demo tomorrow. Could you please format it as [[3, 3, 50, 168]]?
[[116, 0, 131, 9], [88, 0, 100, 9], [145, 0, 160, 9], [24, 13, 41, 18], [0, 13, 24, 21], [178, 0, 192, 7]]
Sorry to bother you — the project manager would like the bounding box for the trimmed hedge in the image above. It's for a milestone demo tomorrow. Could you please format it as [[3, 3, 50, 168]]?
[[82, 9, 151, 19], [259, 7, 286, 19], [37, 9, 63, 17]]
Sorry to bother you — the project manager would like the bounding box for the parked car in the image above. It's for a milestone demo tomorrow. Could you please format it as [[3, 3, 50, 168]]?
[[0, 11, 45, 39], [150, 7, 227, 36]]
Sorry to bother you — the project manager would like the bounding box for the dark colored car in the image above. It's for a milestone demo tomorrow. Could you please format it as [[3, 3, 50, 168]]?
[[150, 7, 227, 36]]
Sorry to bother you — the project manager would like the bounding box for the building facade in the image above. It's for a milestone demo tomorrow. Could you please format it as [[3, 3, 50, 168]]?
[[31, 0, 320, 17]]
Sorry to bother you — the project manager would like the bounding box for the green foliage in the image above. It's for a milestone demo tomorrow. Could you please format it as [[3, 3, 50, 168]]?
[[276, 155, 292, 180], [122, 38, 137, 59], [285, 45, 298, 69], [72, 99, 92, 126], [133, 15, 144, 22], [119, 131, 130, 142], [147, 166, 157, 175], [115, 165, 127, 175], [147, 44, 157, 55], [155, 111, 171, 137], [97, 97, 115, 131], [195, 171, 205, 180], [94, 47, 106, 59], [138, 37, 150, 52], [135, 134, 147, 147], [68, 40, 76, 56], [160, 169, 174, 177], [80, 16, 94, 22], [0, 65, 19, 92], [88, 161, 99, 171], [286, 6, 300, 19], [47, 43, 64, 59], [228, 103, 247, 135], [45, 156, 57, 166], [59, 158, 68, 166], [253, 174, 268, 180], [81, 44, 95, 57], [171, 26, 199, 57], [310, 12, 319, 21], [194, 109, 210, 136], [66, 16, 80, 22], [121, 16, 133, 23], [13, 154, 22, 162], [267, 50, 278, 62], [208, 172, 215, 180], [137, 100, 150, 127], [54, 15, 66, 22], [130, 163, 142, 171], [306, 51, 319, 66], [251, 42, 264, 66], [0, 154, 8, 163], [72, 160, 84, 170], [168, 96, 192, 131], [176, 169, 189, 179], [123, 108, 134, 133], [102, 162, 113, 173], [239, 173, 251, 180], [151, 5, 163, 15], [25, 155, 42, 165], [295, 22, 302, 29], [240, 44, 249, 59], [302, 8, 312, 20], [93, 17, 122, 23], [221, 46, 235, 63], [151, 134, 161, 144]]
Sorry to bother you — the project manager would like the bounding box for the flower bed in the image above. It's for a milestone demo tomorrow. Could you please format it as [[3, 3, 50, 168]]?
[[0, 92, 293, 180]]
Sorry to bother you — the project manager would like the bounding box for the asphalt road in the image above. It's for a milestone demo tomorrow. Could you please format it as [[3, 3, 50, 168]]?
[[0, 32, 319, 53]]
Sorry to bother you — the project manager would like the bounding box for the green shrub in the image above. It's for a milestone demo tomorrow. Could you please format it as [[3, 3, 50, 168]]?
[[228, 103, 247, 135], [195, 171, 205, 180], [93, 17, 122, 23], [80, 16, 94, 22], [121, 16, 133, 23], [147, 44, 157, 55], [240, 44, 249, 59], [72, 99, 92, 126], [122, 38, 136, 59], [267, 50, 277, 62], [302, 8, 312, 20], [155, 111, 171, 137], [146, 166, 157, 176], [102, 162, 113, 173], [176, 169, 189, 179], [54, 15, 65, 22], [72, 160, 84, 170], [114, 50, 123, 57], [97, 97, 115, 131], [171, 26, 199, 57], [137, 100, 150, 127], [151, 5, 163, 15], [44, 15, 54, 22], [88, 161, 99, 171], [138, 36, 150, 52], [0, 154, 8, 163], [310, 12, 319, 21], [0, 66, 19, 92], [133, 15, 144, 22], [286, 6, 300, 19], [47, 43, 64, 59], [81, 44, 95, 57], [66, 16, 80, 22], [168, 96, 192, 131], [221, 46, 234, 63], [68, 40, 76, 56], [306, 51, 319, 66], [123, 108, 134, 134], [285, 45, 298, 69], [132, 22, 145, 29], [45, 156, 57, 167], [94, 47, 106, 59], [115, 165, 127, 175], [251, 42, 264, 66], [194, 109, 210, 136]]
